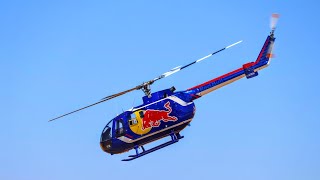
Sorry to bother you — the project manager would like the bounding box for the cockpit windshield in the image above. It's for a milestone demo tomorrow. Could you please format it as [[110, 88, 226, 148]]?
[[100, 120, 112, 142]]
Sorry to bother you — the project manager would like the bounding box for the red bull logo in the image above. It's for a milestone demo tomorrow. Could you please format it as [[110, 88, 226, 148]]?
[[142, 102, 178, 130]]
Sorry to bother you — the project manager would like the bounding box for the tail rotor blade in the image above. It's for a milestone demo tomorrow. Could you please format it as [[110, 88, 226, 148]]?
[[270, 13, 280, 32]]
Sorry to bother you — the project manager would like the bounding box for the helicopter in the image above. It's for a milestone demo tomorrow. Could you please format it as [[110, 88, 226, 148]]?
[[49, 14, 279, 161]]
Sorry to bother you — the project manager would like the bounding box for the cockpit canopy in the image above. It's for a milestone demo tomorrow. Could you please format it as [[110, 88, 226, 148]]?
[[100, 120, 112, 142], [100, 112, 132, 142]]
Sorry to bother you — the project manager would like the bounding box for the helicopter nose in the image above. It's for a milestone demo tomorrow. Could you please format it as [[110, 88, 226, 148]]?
[[100, 140, 112, 153]]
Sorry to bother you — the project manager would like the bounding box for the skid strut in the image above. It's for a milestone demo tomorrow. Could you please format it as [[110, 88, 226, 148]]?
[[122, 132, 184, 161]]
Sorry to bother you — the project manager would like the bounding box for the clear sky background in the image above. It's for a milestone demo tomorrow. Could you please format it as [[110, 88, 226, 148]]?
[[2, 0, 320, 180]]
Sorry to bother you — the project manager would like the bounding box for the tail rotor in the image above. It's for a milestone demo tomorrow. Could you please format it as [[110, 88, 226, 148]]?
[[270, 13, 280, 34]]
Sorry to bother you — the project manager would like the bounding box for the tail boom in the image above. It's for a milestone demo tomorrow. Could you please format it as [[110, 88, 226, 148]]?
[[185, 34, 276, 99]]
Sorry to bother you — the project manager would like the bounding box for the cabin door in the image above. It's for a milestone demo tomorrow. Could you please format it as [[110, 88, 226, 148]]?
[[113, 118, 125, 138]]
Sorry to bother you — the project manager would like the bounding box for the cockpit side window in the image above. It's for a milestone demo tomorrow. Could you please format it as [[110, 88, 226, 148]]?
[[127, 114, 136, 126], [115, 119, 125, 137], [129, 118, 138, 126]]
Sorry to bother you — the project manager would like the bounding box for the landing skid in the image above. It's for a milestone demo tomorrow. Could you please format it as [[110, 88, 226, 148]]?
[[122, 132, 184, 161]]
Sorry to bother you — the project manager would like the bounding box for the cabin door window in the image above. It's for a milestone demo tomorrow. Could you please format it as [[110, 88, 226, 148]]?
[[115, 119, 125, 137]]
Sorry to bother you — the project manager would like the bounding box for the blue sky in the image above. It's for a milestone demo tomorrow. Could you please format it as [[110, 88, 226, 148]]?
[[2, 1, 320, 180]]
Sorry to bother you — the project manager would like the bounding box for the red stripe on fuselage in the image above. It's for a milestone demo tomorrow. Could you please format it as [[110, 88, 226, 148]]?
[[188, 36, 271, 91], [188, 67, 243, 90]]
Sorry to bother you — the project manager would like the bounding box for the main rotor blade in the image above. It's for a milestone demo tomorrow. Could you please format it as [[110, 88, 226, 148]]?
[[48, 86, 138, 122], [100, 86, 140, 100], [152, 40, 242, 82], [49, 40, 242, 122]]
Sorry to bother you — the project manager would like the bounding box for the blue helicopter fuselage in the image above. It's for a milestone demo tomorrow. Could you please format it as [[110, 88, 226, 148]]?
[[100, 88, 196, 154], [100, 33, 276, 156]]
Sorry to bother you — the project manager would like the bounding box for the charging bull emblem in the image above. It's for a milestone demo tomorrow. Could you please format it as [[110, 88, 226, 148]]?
[[142, 102, 178, 130]]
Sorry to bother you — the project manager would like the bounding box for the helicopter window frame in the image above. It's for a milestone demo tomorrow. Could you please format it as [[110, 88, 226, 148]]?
[[106, 119, 112, 126]]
